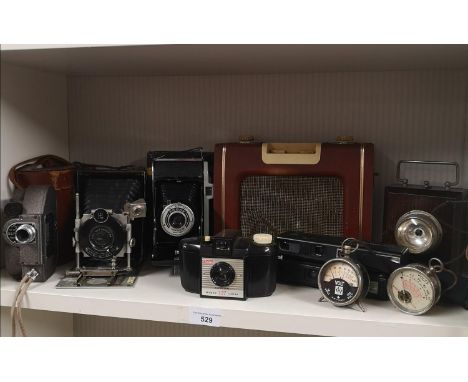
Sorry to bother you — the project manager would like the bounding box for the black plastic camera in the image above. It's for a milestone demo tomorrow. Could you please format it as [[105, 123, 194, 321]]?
[[276, 231, 410, 300], [179, 230, 277, 300], [2, 186, 57, 282], [147, 149, 213, 265]]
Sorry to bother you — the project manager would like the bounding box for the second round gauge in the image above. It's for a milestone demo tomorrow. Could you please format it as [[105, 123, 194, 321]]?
[[387, 264, 441, 315], [318, 258, 369, 307]]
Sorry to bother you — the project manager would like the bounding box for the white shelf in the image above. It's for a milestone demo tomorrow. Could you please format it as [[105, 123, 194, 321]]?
[[2, 265, 467, 336]]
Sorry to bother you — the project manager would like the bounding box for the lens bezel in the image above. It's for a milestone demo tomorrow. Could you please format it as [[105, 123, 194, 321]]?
[[79, 213, 126, 260], [88, 225, 115, 252], [210, 261, 236, 287], [160, 202, 195, 237], [14, 223, 36, 244], [395, 210, 443, 254]]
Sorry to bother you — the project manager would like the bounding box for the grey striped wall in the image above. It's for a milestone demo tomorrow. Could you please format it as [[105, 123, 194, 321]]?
[[68, 70, 468, 240]]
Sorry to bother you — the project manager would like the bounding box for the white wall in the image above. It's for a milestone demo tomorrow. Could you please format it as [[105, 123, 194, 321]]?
[[0, 64, 69, 207]]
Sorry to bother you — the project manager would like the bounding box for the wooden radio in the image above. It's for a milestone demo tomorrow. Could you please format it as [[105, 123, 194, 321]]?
[[213, 138, 374, 241]]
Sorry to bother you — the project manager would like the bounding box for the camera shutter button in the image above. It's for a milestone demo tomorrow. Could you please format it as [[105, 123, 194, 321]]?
[[253, 233, 273, 245]]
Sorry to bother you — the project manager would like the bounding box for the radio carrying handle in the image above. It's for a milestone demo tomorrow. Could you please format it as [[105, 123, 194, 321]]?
[[397, 160, 460, 190]]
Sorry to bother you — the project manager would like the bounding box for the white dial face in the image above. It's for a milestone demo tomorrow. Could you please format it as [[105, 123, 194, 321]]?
[[319, 260, 362, 305], [322, 262, 359, 287], [388, 268, 435, 315]]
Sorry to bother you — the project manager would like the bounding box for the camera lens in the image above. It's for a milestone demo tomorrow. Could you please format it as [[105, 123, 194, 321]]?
[[15, 224, 36, 244], [160, 203, 195, 237], [210, 261, 236, 287], [79, 215, 126, 260], [89, 226, 114, 251], [169, 212, 186, 229]]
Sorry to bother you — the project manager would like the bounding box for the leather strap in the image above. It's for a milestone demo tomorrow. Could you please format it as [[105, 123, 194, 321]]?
[[73, 161, 134, 171], [8, 155, 73, 188]]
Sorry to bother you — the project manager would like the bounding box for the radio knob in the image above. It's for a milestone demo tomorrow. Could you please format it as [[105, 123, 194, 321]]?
[[253, 233, 273, 245], [239, 135, 254, 144], [336, 136, 354, 144]]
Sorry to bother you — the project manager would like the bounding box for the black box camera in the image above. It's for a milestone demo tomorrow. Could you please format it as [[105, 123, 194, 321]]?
[[179, 230, 277, 300], [276, 231, 410, 300]]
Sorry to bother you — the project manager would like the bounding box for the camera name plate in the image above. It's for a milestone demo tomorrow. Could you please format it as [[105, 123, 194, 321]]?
[[201, 257, 245, 300]]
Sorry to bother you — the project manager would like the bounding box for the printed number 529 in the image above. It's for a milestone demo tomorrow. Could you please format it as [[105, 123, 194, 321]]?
[[201, 316, 213, 324]]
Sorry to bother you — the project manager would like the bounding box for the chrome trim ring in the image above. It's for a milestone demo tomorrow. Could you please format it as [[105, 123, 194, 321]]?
[[160, 203, 195, 237], [15, 223, 37, 244], [395, 210, 443, 254]]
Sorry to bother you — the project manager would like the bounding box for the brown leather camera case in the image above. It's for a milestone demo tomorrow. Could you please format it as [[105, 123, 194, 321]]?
[[8, 155, 76, 264]]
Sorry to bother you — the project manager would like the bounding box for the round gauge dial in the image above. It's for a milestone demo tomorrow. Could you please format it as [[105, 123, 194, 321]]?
[[318, 258, 368, 307], [387, 264, 441, 315]]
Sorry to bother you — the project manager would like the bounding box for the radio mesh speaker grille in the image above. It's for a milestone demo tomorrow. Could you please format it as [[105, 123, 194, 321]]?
[[240, 176, 344, 237]]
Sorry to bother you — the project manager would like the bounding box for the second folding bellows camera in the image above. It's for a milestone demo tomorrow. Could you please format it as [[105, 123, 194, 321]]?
[[148, 150, 213, 264]]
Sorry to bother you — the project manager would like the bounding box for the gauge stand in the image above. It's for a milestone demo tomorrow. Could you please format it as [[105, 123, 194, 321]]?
[[318, 296, 366, 312]]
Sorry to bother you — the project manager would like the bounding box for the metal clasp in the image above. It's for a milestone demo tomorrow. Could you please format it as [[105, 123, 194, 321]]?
[[337, 238, 359, 258]]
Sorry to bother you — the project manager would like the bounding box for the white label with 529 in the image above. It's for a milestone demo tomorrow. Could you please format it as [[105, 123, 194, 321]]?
[[189, 307, 222, 327]]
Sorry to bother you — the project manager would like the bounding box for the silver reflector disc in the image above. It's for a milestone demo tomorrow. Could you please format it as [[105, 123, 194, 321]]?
[[395, 210, 442, 254]]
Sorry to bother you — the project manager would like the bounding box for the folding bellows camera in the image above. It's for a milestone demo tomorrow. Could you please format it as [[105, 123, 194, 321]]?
[[66, 167, 147, 285], [147, 149, 213, 265]]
